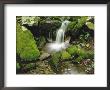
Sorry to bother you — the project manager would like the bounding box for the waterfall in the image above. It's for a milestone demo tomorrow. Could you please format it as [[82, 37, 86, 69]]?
[[56, 29, 64, 43], [46, 20, 70, 52], [56, 20, 70, 43]]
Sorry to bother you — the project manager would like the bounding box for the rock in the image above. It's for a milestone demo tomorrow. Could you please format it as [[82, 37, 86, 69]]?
[[39, 53, 51, 60], [16, 23, 40, 61]]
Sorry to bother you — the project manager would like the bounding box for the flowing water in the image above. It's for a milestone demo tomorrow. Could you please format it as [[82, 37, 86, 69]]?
[[56, 20, 70, 43], [46, 20, 70, 52]]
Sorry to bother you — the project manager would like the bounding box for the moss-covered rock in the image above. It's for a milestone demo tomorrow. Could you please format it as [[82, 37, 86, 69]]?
[[66, 45, 94, 62], [76, 48, 94, 62], [66, 45, 78, 55], [77, 48, 94, 59], [61, 51, 71, 60], [16, 23, 40, 61]]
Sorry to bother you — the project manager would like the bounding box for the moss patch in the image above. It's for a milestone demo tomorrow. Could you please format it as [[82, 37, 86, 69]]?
[[16, 23, 40, 61]]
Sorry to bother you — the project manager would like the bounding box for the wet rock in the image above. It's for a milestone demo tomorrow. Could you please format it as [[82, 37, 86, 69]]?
[[39, 53, 51, 60]]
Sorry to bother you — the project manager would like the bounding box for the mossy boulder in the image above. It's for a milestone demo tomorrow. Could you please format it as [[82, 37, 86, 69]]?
[[66, 45, 78, 55], [16, 23, 40, 61], [66, 45, 94, 62], [61, 51, 71, 60], [77, 48, 94, 59]]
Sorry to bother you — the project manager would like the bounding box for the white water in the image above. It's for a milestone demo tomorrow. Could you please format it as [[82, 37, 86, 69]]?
[[56, 29, 65, 43], [47, 20, 70, 52]]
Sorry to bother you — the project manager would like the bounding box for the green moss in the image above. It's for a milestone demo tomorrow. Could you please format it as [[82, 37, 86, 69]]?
[[51, 52, 61, 66], [16, 62, 20, 70], [76, 48, 94, 62], [61, 51, 71, 60], [66, 45, 94, 62], [66, 45, 78, 55], [78, 48, 94, 59], [16, 23, 40, 61], [86, 50, 94, 59]]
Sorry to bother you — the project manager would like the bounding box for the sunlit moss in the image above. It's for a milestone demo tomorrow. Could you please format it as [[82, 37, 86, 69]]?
[[61, 51, 71, 60], [16, 23, 40, 61], [66, 45, 78, 55]]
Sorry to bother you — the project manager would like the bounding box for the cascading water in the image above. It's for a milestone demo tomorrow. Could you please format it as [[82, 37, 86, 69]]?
[[46, 20, 70, 52], [56, 29, 64, 43]]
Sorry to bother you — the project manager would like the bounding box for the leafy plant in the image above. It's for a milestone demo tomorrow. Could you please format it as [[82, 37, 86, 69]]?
[[74, 16, 88, 30]]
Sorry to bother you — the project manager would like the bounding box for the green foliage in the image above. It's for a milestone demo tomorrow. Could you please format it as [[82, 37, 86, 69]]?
[[74, 16, 88, 30], [51, 52, 61, 66], [61, 51, 71, 60], [66, 45, 78, 55], [76, 48, 94, 62], [67, 16, 88, 30], [16, 16, 94, 74], [16, 62, 20, 70], [78, 48, 93, 59], [67, 45, 94, 62], [16, 23, 40, 61], [68, 21, 77, 30], [86, 22, 94, 30], [86, 50, 94, 59]]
